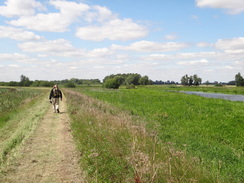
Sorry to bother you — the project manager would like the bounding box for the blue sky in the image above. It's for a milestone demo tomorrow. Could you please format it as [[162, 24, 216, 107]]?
[[0, 0, 243, 83]]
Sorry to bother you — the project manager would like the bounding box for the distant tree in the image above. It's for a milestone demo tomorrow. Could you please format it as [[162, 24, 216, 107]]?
[[193, 74, 202, 86], [227, 80, 235, 85], [189, 76, 193, 86], [205, 80, 210, 86], [19, 75, 32, 86], [181, 74, 202, 86], [103, 77, 120, 89], [125, 74, 141, 85], [181, 74, 189, 85], [139, 75, 149, 85], [235, 73, 244, 86], [64, 82, 76, 88]]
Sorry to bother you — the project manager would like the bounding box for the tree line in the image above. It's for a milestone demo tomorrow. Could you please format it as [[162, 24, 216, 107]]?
[[1, 72, 243, 88], [181, 74, 202, 86], [0, 75, 101, 87], [102, 73, 153, 89]]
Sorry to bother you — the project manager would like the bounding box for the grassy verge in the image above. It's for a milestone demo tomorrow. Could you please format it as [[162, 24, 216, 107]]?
[[0, 87, 45, 128], [69, 86, 243, 182], [65, 89, 217, 182], [0, 87, 49, 166]]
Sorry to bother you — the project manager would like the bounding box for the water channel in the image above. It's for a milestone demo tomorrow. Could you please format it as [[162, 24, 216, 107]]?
[[179, 91, 244, 102]]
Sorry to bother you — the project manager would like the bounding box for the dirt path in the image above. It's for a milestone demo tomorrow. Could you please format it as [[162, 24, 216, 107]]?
[[0, 96, 84, 183]]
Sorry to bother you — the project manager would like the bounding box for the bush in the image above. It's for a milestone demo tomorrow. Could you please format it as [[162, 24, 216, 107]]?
[[103, 78, 120, 89], [64, 83, 76, 88], [126, 84, 136, 89]]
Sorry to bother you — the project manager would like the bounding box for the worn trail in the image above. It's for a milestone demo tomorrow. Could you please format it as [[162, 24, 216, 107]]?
[[0, 96, 83, 183]]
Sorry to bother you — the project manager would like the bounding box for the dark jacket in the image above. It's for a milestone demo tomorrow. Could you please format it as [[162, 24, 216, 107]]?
[[49, 89, 62, 100]]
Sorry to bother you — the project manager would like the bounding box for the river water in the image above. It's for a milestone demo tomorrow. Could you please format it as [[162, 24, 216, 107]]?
[[180, 91, 244, 102]]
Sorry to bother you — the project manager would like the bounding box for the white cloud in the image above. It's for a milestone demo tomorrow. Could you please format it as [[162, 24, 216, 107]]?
[[76, 18, 148, 41], [177, 59, 209, 66], [18, 39, 79, 54], [0, 53, 38, 64], [197, 42, 213, 47], [7, 1, 90, 32], [215, 37, 244, 50], [0, 26, 42, 41], [0, 0, 45, 17], [196, 0, 244, 14], [112, 41, 189, 52], [165, 34, 177, 40], [8, 64, 21, 68]]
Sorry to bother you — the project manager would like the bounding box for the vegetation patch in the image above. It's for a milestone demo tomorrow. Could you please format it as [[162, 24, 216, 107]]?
[[0, 88, 49, 166], [66, 89, 216, 182], [70, 86, 244, 182]]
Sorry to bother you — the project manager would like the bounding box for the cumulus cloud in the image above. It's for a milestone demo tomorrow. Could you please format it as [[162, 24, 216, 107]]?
[[4, 0, 147, 41], [196, 42, 213, 47], [76, 18, 148, 41], [177, 59, 209, 65], [0, 53, 38, 64], [215, 37, 244, 50], [0, 0, 45, 17], [18, 39, 77, 53], [111, 41, 189, 52], [196, 0, 244, 14], [8, 1, 90, 32], [18, 39, 116, 59], [0, 26, 42, 41]]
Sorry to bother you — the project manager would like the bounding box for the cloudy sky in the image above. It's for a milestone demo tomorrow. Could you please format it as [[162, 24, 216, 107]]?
[[0, 0, 244, 82]]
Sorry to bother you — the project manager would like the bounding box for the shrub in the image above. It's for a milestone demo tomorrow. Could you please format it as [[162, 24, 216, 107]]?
[[126, 84, 136, 89], [64, 83, 76, 88], [103, 78, 120, 89]]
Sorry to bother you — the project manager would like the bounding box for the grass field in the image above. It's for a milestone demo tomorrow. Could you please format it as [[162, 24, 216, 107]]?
[[0, 86, 243, 182], [67, 85, 243, 182]]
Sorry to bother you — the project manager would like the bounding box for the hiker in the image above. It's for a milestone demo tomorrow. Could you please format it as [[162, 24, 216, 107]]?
[[49, 84, 62, 113]]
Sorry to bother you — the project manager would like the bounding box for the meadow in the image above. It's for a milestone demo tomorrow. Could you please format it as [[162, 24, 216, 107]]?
[[66, 85, 243, 182], [0, 86, 243, 182]]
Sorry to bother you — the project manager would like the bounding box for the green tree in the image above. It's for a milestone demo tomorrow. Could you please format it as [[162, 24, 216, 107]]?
[[139, 75, 149, 85], [193, 74, 202, 86], [103, 77, 120, 89], [19, 75, 32, 86], [205, 80, 210, 86], [181, 74, 189, 85], [235, 72, 244, 86]]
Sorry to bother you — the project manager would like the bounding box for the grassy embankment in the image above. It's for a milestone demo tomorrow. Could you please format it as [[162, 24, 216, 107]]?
[[0, 87, 48, 166], [66, 86, 243, 182]]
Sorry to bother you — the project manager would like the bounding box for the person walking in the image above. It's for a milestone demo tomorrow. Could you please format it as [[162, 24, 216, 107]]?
[[49, 84, 62, 113]]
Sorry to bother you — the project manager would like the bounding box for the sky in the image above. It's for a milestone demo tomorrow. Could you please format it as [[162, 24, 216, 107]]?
[[0, 0, 244, 83]]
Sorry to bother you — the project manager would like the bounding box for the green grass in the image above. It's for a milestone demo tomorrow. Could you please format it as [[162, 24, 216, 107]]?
[[69, 86, 244, 182], [0, 87, 49, 166], [65, 89, 226, 182], [0, 87, 44, 128]]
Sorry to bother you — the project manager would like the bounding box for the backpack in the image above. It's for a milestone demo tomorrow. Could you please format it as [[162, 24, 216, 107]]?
[[53, 89, 60, 97]]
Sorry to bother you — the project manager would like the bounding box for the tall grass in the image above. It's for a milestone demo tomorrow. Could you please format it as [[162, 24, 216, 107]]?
[[66, 89, 218, 182], [0, 87, 49, 166], [71, 86, 243, 182], [0, 87, 44, 128]]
